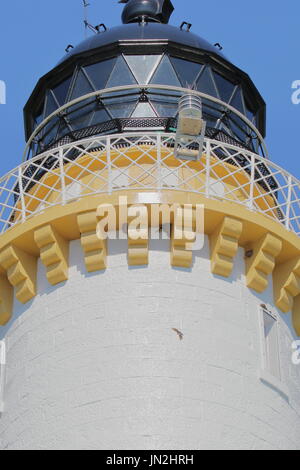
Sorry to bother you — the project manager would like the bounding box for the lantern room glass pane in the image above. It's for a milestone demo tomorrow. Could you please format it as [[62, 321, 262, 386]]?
[[106, 56, 137, 89], [150, 100, 178, 117], [33, 100, 45, 127], [70, 69, 95, 100], [202, 99, 224, 119], [150, 55, 181, 87], [170, 57, 203, 88], [105, 99, 137, 118], [43, 117, 60, 146], [228, 116, 248, 143], [196, 67, 218, 98], [213, 72, 236, 103], [131, 102, 157, 117], [148, 90, 179, 117], [90, 106, 111, 126], [56, 120, 71, 140], [34, 111, 44, 127], [44, 91, 59, 119], [244, 98, 255, 123], [67, 99, 96, 130], [52, 76, 73, 106], [84, 58, 117, 91], [124, 55, 162, 85], [229, 87, 245, 115]]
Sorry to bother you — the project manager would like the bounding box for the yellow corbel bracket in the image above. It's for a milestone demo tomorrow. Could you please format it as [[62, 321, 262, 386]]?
[[34, 225, 69, 285], [0, 275, 13, 325], [0, 245, 37, 304], [128, 205, 149, 266], [293, 295, 300, 337], [77, 211, 107, 272], [246, 233, 282, 293], [273, 256, 300, 313], [210, 217, 243, 277], [171, 206, 196, 269]]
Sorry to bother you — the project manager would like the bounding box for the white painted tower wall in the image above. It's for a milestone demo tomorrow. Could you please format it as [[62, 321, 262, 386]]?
[[0, 236, 300, 450]]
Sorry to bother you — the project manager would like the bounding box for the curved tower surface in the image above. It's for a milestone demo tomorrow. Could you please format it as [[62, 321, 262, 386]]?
[[1, 0, 300, 450]]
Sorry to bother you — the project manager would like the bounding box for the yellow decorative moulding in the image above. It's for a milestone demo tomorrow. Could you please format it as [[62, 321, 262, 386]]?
[[0, 245, 36, 304], [34, 224, 69, 286], [246, 233, 282, 293], [273, 257, 300, 314], [128, 206, 149, 266], [78, 210, 107, 272], [210, 216, 243, 277], [171, 205, 196, 269], [0, 192, 300, 334], [0, 275, 13, 326]]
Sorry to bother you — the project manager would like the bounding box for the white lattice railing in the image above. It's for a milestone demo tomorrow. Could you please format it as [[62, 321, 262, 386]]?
[[1, 133, 300, 236]]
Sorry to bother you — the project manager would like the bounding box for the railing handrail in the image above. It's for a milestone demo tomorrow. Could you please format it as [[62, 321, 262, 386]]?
[[13, 133, 295, 189], [0, 133, 298, 236], [22, 84, 268, 162]]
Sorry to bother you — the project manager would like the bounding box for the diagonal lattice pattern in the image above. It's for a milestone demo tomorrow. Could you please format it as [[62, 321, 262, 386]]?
[[1, 133, 299, 236]]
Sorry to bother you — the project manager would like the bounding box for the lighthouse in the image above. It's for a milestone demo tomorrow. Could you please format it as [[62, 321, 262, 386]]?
[[0, 0, 300, 450]]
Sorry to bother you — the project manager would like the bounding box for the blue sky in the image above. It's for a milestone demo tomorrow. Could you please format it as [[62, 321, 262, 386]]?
[[0, 0, 299, 176]]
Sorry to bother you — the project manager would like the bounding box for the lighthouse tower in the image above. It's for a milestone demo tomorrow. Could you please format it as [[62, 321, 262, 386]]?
[[1, 0, 300, 451]]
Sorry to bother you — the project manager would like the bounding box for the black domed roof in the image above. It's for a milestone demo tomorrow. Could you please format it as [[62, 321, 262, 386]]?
[[58, 23, 225, 65], [23, 0, 266, 159]]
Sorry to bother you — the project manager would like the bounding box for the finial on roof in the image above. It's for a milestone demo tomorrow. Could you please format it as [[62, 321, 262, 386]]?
[[119, 0, 174, 25]]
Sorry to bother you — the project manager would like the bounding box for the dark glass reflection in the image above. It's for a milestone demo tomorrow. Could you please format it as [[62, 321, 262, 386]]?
[[90, 106, 111, 126], [43, 117, 60, 146], [229, 88, 245, 115], [230, 117, 250, 143], [44, 91, 58, 117], [70, 70, 94, 100], [67, 99, 96, 130], [52, 76, 72, 106], [132, 102, 157, 117], [34, 107, 44, 127], [170, 57, 203, 88], [29, 53, 261, 157], [244, 98, 255, 123], [196, 67, 218, 98], [214, 72, 235, 103], [84, 58, 117, 91], [148, 89, 179, 117], [150, 56, 181, 87], [105, 100, 137, 118], [104, 92, 138, 118], [106, 56, 137, 88]]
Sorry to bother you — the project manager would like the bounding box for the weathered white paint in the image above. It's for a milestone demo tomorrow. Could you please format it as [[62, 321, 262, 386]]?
[[0, 236, 300, 450]]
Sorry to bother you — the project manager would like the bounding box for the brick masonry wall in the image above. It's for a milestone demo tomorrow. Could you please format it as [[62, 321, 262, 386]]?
[[0, 236, 300, 450]]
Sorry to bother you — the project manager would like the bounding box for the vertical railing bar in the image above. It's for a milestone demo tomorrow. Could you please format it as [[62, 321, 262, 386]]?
[[59, 148, 66, 205], [107, 136, 112, 195], [0, 133, 299, 237], [157, 133, 162, 193], [249, 154, 256, 210], [285, 175, 293, 230], [205, 139, 211, 198], [18, 166, 26, 223]]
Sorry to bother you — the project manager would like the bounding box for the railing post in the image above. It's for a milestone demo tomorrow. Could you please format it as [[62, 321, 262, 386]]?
[[205, 140, 211, 198], [157, 133, 162, 193], [249, 154, 256, 211], [285, 176, 293, 230], [18, 166, 26, 223], [107, 136, 112, 195], [59, 148, 66, 205]]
